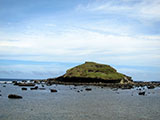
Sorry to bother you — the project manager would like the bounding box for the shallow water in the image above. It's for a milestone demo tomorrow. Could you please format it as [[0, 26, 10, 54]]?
[[0, 83, 160, 120]]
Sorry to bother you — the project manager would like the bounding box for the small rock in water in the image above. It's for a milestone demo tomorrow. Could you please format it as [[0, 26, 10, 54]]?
[[30, 86, 38, 90], [50, 89, 57, 92], [8, 94, 23, 99], [85, 88, 92, 91], [21, 88, 27, 90], [138, 91, 145, 96], [0, 94, 2, 96], [3, 85, 6, 87], [147, 85, 155, 89]]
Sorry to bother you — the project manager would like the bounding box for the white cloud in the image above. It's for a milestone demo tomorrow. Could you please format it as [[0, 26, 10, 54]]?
[[0, 26, 160, 67], [76, 0, 160, 21]]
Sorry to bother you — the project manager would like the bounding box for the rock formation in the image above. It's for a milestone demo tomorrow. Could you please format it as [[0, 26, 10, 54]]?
[[51, 62, 133, 84]]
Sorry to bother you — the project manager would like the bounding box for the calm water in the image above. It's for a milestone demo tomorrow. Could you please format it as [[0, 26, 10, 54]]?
[[0, 81, 160, 120]]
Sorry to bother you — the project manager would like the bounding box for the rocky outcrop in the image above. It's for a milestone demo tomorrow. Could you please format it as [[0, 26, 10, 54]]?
[[50, 62, 133, 84]]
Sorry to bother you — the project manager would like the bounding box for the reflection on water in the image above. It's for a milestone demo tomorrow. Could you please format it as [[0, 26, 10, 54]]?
[[0, 83, 160, 120]]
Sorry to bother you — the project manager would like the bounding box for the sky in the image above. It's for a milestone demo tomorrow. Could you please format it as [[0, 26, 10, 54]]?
[[0, 0, 160, 81]]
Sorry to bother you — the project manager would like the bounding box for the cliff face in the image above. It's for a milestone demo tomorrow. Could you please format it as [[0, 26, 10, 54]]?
[[55, 62, 132, 83]]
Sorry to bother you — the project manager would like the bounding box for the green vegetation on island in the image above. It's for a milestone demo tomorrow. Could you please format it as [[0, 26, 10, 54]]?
[[54, 61, 133, 83]]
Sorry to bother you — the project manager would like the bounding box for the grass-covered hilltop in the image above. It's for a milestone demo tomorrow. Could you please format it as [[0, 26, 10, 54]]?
[[49, 62, 133, 84]]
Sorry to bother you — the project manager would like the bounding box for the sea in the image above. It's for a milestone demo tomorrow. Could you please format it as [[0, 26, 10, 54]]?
[[0, 78, 160, 120]]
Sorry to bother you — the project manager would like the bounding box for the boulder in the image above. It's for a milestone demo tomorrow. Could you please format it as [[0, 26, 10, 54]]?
[[85, 88, 92, 91], [50, 89, 57, 92], [30, 86, 38, 90], [147, 85, 155, 89], [138, 91, 145, 96], [8, 94, 23, 99], [21, 88, 27, 90]]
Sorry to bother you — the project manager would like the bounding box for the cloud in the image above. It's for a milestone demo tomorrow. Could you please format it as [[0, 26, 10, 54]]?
[[76, 0, 160, 21], [0, 26, 160, 67]]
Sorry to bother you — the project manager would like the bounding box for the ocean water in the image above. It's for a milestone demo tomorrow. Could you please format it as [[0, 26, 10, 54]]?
[[0, 80, 160, 120]]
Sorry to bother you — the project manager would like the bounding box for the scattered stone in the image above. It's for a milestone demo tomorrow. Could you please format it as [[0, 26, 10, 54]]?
[[85, 88, 92, 91], [30, 86, 38, 90], [8, 94, 23, 99], [147, 85, 155, 89], [3, 85, 6, 87], [18, 83, 35, 86], [138, 91, 145, 96], [21, 88, 27, 90], [0, 94, 1, 96], [41, 84, 44, 87], [50, 89, 57, 92], [22, 80, 27, 83], [12, 81, 17, 84]]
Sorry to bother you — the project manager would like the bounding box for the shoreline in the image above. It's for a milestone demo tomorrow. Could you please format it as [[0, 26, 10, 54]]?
[[0, 78, 160, 89]]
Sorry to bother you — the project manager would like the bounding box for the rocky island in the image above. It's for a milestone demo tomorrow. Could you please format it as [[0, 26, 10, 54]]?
[[47, 62, 134, 88]]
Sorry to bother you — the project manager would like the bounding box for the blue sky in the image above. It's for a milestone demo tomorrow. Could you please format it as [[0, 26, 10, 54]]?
[[0, 0, 160, 81]]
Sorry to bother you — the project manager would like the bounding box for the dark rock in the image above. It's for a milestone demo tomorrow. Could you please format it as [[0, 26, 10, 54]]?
[[22, 80, 27, 82], [30, 86, 38, 90], [42, 84, 44, 87], [50, 89, 57, 92], [34, 80, 40, 84], [13, 82, 19, 85], [138, 91, 145, 96], [18, 83, 35, 86], [0, 94, 1, 96], [8, 94, 22, 99], [3, 85, 6, 87], [85, 88, 92, 91], [147, 85, 155, 89], [21, 88, 27, 90], [12, 81, 17, 84]]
